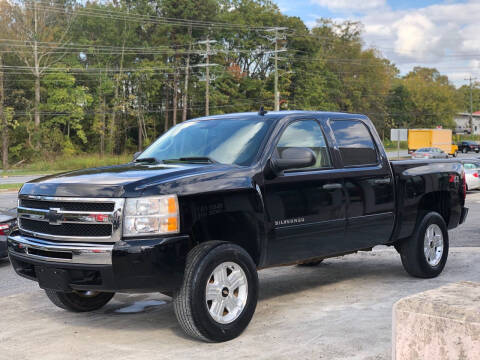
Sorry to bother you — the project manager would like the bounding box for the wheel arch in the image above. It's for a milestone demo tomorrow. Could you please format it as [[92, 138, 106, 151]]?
[[190, 211, 264, 266], [417, 191, 451, 226]]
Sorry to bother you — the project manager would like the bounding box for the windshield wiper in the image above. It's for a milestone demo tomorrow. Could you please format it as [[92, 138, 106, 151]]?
[[163, 157, 218, 164], [134, 157, 159, 164]]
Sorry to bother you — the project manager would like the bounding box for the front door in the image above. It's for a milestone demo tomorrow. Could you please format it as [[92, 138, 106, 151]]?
[[264, 119, 346, 265]]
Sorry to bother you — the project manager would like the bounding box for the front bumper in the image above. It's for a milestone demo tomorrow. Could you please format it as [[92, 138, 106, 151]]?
[[8, 233, 190, 293]]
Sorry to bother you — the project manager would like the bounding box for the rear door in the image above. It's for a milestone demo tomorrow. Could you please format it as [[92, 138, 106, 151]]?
[[264, 118, 347, 265], [328, 119, 395, 249]]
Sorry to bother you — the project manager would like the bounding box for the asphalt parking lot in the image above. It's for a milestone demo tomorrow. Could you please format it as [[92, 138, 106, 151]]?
[[0, 190, 479, 359]]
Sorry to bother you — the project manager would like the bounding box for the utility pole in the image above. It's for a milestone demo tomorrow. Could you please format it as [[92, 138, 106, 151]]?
[[0, 54, 7, 170], [182, 26, 192, 122], [274, 29, 279, 111], [198, 38, 217, 116], [265, 27, 287, 111], [465, 76, 478, 134]]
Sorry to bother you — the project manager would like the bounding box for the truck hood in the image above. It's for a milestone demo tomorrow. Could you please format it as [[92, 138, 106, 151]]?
[[19, 162, 253, 198]]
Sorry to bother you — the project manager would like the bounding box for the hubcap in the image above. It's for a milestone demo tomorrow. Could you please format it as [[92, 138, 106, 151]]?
[[423, 224, 444, 267], [205, 262, 248, 324]]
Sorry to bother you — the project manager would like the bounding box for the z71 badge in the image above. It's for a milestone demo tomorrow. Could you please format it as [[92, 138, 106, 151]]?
[[274, 217, 305, 226]]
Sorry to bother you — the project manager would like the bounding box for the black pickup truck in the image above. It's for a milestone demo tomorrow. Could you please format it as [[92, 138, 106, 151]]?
[[8, 111, 468, 342]]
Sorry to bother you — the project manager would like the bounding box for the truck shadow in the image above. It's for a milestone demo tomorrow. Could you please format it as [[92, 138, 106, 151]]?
[[29, 252, 411, 341], [0, 258, 10, 267], [257, 255, 408, 301]]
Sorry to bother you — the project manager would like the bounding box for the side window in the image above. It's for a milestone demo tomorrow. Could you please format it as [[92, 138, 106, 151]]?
[[277, 120, 332, 170], [330, 119, 378, 166]]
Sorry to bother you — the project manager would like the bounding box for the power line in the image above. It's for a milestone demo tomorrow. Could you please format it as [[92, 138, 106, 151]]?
[[26, 2, 277, 31]]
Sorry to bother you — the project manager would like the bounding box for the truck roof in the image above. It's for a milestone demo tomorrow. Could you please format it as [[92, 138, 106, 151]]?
[[189, 110, 369, 122]]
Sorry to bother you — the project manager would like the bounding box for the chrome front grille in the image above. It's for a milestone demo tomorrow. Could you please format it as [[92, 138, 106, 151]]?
[[17, 196, 124, 243]]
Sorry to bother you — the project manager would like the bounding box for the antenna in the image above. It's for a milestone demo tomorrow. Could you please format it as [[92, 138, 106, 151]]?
[[258, 106, 268, 116]]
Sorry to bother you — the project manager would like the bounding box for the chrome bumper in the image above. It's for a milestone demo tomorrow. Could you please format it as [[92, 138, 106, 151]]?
[[8, 234, 113, 265]]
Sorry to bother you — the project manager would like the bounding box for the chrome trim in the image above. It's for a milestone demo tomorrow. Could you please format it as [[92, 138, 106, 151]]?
[[19, 195, 119, 203], [8, 234, 113, 265], [18, 207, 116, 225], [17, 197, 124, 243]]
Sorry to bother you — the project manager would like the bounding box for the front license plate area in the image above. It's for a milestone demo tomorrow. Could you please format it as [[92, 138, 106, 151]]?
[[35, 266, 71, 291]]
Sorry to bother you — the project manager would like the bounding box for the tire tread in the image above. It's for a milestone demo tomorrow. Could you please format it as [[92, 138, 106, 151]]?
[[173, 241, 225, 341]]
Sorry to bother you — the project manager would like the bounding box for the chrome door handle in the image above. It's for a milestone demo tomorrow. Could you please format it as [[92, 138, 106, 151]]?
[[374, 178, 391, 184], [322, 183, 342, 190]]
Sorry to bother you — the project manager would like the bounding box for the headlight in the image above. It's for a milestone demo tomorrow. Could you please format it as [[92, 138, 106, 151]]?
[[123, 195, 179, 237]]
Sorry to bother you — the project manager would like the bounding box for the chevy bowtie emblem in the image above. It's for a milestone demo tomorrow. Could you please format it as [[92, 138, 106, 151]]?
[[46, 208, 63, 225]]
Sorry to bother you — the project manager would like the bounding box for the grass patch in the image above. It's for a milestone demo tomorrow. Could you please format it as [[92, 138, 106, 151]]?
[[0, 183, 23, 190], [383, 140, 408, 151], [1, 153, 131, 175]]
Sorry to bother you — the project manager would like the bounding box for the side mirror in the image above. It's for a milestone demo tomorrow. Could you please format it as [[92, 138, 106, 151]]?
[[133, 151, 141, 161], [272, 147, 316, 172]]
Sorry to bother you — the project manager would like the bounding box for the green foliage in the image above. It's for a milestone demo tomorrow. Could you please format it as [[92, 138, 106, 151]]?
[[2, 154, 131, 173], [402, 67, 459, 129], [0, 0, 468, 168]]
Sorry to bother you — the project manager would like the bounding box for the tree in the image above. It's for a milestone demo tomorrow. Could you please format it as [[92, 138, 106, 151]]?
[[0, 0, 75, 137], [386, 83, 415, 129], [41, 69, 92, 155], [403, 67, 460, 128]]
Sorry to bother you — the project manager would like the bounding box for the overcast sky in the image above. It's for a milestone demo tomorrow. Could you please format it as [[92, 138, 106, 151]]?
[[275, 0, 480, 87]]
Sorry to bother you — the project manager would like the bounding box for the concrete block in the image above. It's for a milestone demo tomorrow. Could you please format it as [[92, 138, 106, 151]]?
[[393, 281, 480, 360]]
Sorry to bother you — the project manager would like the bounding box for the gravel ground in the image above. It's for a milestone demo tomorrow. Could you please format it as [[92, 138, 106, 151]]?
[[0, 248, 479, 360]]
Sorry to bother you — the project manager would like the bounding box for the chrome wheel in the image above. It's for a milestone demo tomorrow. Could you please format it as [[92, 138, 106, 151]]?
[[205, 261, 248, 324], [423, 224, 444, 267]]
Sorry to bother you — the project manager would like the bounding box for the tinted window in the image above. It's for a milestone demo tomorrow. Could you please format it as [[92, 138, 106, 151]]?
[[138, 118, 273, 166], [277, 120, 332, 170], [330, 120, 378, 166]]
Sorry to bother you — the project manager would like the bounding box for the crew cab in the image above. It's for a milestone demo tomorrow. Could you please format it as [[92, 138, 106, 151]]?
[[8, 111, 468, 342]]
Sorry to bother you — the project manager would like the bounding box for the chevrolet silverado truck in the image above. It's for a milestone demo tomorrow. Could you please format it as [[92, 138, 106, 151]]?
[[8, 111, 468, 342]]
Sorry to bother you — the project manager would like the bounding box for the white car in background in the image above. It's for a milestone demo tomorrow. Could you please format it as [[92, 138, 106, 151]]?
[[411, 147, 449, 159], [462, 161, 480, 191]]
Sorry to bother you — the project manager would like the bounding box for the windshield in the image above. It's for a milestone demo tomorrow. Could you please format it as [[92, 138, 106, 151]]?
[[137, 118, 274, 166]]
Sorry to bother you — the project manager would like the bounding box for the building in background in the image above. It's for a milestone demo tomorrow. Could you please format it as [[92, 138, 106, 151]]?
[[454, 111, 480, 134]]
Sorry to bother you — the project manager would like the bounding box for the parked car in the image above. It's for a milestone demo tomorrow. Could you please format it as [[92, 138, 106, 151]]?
[[0, 213, 16, 258], [411, 147, 449, 159], [451, 143, 459, 157], [462, 160, 480, 190], [458, 141, 480, 153], [8, 111, 468, 342]]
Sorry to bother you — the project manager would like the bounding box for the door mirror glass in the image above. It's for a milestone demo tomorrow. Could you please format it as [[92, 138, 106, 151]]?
[[273, 147, 316, 172]]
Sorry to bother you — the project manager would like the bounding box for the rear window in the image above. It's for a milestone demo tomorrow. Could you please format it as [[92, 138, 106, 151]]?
[[330, 119, 378, 166]]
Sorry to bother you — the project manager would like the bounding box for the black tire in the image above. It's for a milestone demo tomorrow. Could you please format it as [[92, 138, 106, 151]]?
[[298, 259, 323, 266], [399, 212, 449, 278], [476, 149, 479, 153], [463, 148, 468, 153], [393, 243, 402, 253], [173, 241, 258, 342], [45, 290, 115, 312]]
